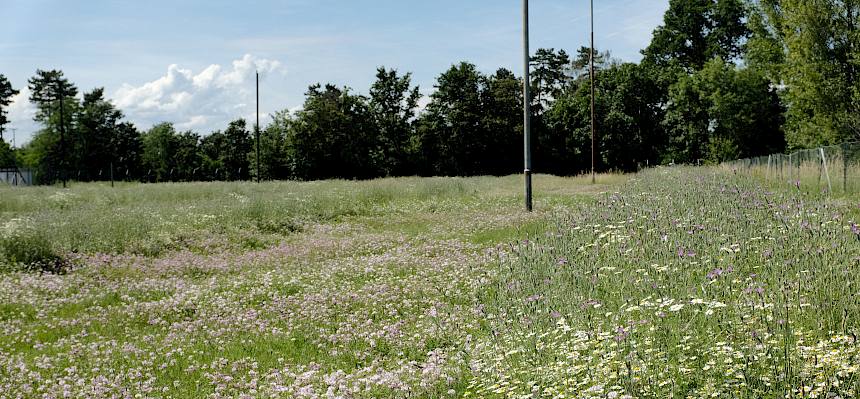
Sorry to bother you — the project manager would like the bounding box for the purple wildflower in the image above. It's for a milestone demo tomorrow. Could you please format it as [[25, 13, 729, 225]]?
[[614, 326, 630, 342], [707, 268, 723, 280], [525, 294, 543, 303]]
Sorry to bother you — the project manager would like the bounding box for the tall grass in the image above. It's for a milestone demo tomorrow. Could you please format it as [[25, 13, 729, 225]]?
[[0, 174, 623, 269], [470, 167, 860, 398]]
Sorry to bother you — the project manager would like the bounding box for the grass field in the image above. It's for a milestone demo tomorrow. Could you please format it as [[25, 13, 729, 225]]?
[[1, 169, 859, 398]]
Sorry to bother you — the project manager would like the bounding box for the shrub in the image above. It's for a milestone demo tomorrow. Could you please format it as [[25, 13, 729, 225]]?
[[0, 219, 67, 274]]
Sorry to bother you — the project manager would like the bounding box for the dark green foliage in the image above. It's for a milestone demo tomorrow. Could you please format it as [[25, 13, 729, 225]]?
[[200, 120, 251, 181], [15, 0, 850, 183], [751, 0, 860, 148], [252, 111, 292, 180], [288, 84, 378, 180], [0, 140, 14, 167], [664, 58, 785, 163], [643, 0, 749, 71], [141, 123, 203, 182], [0, 74, 19, 141], [413, 63, 521, 176], [0, 233, 67, 274], [369, 68, 421, 176], [530, 48, 571, 112], [545, 63, 665, 173]]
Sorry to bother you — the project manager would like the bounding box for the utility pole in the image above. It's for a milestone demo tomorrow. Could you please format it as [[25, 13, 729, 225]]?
[[59, 84, 67, 188], [523, 0, 533, 212], [256, 70, 261, 183], [590, 0, 596, 184]]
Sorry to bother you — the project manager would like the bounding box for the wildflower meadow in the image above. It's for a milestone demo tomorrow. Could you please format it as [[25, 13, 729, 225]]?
[[0, 168, 858, 398]]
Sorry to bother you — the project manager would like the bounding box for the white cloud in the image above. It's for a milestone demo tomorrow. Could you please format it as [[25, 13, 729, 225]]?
[[112, 54, 284, 133], [5, 88, 39, 147]]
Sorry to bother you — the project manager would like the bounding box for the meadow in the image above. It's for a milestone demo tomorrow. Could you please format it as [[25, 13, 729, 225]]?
[[0, 169, 858, 398]]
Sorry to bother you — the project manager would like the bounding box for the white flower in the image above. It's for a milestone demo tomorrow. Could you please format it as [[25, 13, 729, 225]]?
[[669, 304, 685, 312]]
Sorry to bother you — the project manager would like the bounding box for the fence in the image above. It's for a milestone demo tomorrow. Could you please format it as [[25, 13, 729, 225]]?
[[723, 142, 860, 195], [0, 168, 34, 186]]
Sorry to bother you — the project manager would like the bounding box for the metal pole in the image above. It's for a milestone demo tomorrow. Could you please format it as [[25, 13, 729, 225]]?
[[59, 86, 67, 188], [110, 161, 114, 188], [523, 0, 533, 212], [590, 0, 596, 184], [256, 70, 261, 183], [844, 144, 849, 193], [820, 147, 832, 194]]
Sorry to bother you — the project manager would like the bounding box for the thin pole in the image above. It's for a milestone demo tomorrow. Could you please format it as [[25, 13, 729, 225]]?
[[59, 86, 67, 188], [590, 0, 596, 184], [820, 147, 832, 194], [523, 0, 533, 212], [256, 71, 261, 183]]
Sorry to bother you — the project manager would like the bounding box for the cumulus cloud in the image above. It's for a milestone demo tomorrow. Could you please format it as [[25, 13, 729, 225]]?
[[112, 54, 284, 132], [5, 88, 39, 147]]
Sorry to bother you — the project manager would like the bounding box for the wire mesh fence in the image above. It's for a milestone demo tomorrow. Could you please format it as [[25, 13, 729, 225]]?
[[723, 142, 860, 195]]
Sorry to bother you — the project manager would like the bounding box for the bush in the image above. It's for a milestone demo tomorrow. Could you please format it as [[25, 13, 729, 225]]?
[[0, 230, 67, 274]]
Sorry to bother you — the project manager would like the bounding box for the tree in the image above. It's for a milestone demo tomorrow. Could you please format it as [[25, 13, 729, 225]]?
[[253, 110, 292, 180], [112, 122, 142, 181], [288, 84, 377, 180], [173, 131, 202, 181], [642, 0, 749, 71], [369, 67, 421, 176], [0, 140, 14, 167], [482, 68, 523, 175], [0, 74, 19, 141], [546, 63, 666, 173], [76, 88, 126, 181], [752, 0, 860, 147], [26, 70, 79, 184], [28, 70, 78, 123], [530, 48, 571, 112], [221, 119, 252, 180], [415, 62, 488, 176], [200, 130, 227, 181], [142, 123, 185, 182], [664, 58, 785, 163], [570, 47, 613, 80]]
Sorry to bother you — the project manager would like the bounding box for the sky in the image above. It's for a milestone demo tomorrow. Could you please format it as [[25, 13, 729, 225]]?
[[0, 0, 670, 146]]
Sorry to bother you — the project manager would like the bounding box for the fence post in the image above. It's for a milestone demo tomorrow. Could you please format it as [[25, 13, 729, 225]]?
[[789, 153, 793, 185], [844, 144, 849, 193], [820, 148, 832, 194], [767, 155, 772, 181]]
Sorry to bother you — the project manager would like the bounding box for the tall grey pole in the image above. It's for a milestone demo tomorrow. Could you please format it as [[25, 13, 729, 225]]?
[[523, 0, 533, 212], [590, 0, 596, 184], [256, 70, 261, 183], [59, 86, 67, 188]]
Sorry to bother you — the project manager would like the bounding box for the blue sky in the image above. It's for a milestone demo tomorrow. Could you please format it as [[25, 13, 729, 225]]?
[[0, 0, 669, 145]]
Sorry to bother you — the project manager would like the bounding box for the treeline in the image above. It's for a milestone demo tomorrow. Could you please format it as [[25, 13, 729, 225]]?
[[0, 0, 858, 183]]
